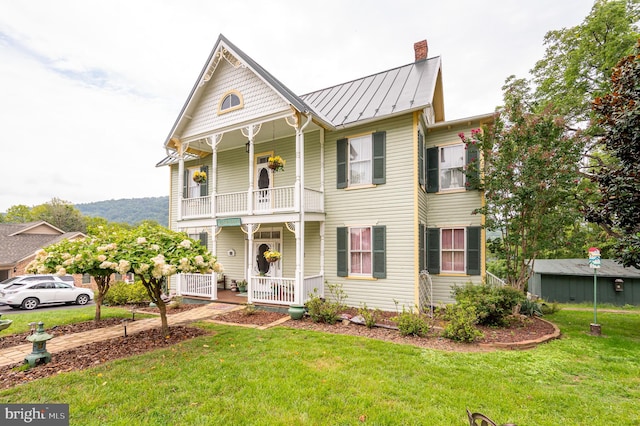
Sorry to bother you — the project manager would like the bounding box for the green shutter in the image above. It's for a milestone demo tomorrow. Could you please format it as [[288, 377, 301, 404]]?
[[336, 139, 348, 189], [372, 131, 386, 185], [199, 232, 208, 249], [183, 169, 189, 198], [337, 227, 348, 276], [466, 226, 481, 275], [418, 131, 424, 186], [372, 225, 386, 278], [419, 223, 425, 272], [426, 147, 439, 193], [200, 165, 209, 197], [465, 143, 479, 190], [426, 228, 440, 274]]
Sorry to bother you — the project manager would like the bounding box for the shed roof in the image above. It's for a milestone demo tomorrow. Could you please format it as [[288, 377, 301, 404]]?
[[532, 259, 640, 278]]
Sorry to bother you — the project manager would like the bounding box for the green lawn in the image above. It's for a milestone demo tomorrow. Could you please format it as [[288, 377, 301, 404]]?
[[1, 308, 639, 425], [0, 306, 155, 336]]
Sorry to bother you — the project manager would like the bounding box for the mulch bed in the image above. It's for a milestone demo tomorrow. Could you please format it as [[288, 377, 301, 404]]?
[[215, 307, 559, 353]]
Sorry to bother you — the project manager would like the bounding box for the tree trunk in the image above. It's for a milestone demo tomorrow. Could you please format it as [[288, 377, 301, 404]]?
[[94, 276, 111, 322], [95, 293, 103, 321], [157, 298, 169, 336]]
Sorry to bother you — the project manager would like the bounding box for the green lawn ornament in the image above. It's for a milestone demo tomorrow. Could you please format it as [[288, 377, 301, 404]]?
[[0, 314, 13, 332], [24, 321, 54, 367]]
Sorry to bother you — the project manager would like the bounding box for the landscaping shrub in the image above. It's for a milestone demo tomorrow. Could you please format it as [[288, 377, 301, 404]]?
[[358, 303, 381, 328], [104, 281, 149, 306], [305, 284, 347, 324], [452, 283, 525, 326], [540, 300, 561, 315], [442, 304, 484, 343], [520, 298, 543, 317], [393, 303, 430, 337]]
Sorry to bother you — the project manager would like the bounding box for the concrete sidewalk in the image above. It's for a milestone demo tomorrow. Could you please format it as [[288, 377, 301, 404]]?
[[0, 302, 243, 368]]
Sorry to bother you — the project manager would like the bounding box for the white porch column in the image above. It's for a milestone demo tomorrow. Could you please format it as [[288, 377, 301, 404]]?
[[295, 114, 312, 305], [242, 124, 260, 216], [211, 143, 218, 218], [246, 224, 254, 303], [177, 156, 184, 221]]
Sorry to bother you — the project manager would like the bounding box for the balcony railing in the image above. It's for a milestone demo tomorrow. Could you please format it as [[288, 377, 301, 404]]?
[[181, 187, 323, 219]]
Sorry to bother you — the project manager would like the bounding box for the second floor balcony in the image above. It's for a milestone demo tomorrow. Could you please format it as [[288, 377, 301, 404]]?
[[181, 186, 324, 219]]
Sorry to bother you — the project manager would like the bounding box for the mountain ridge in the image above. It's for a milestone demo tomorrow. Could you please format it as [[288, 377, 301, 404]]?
[[76, 196, 169, 227]]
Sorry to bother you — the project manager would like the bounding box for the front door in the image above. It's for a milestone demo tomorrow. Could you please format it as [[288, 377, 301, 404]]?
[[253, 241, 281, 278], [255, 155, 272, 210]]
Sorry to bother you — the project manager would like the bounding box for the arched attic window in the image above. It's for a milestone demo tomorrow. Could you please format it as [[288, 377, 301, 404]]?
[[218, 90, 243, 114]]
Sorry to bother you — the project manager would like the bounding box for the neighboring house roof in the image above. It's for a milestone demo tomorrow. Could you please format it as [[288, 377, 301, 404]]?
[[531, 259, 640, 279], [0, 221, 84, 267], [300, 57, 442, 128]]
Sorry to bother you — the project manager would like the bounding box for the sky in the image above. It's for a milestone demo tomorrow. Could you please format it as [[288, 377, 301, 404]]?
[[0, 0, 596, 213]]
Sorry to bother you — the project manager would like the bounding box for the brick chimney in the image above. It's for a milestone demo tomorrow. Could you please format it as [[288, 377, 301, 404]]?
[[414, 40, 428, 62]]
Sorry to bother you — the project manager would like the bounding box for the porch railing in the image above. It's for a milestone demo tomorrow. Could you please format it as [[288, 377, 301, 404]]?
[[177, 273, 217, 300], [485, 271, 506, 287], [249, 274, 324, 306]]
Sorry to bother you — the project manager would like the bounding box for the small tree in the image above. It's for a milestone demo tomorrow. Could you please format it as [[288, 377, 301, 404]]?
[[116, 223, 221, 335], [461, 77, 585, 290], [27, 233, 121, 321]]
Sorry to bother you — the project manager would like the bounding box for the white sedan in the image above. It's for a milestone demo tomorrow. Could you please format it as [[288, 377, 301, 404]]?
[[0, 281, 94, 310]]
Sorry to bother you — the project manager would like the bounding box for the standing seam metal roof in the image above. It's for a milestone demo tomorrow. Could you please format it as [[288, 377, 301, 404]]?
[[300, 57, 441, 127]]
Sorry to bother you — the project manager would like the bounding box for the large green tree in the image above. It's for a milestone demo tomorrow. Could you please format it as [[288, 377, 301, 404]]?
[[461, 77, 585, 290], [31, 198, 87, 232], [532, 0, 640, 126], [3, 204, 33, 223], [587, 41, 640, 268]]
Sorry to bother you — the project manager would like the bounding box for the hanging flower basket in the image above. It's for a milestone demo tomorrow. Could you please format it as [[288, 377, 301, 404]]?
[[263, 250, 281, 262], [267, 156, 285, 172], [193, 171, 207, 184]]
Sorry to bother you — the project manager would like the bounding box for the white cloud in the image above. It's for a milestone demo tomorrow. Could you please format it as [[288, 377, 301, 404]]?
[[0, 0, 595, 212]]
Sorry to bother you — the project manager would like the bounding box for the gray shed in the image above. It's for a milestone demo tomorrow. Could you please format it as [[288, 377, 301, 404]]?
[[529, 259, 640, 306]]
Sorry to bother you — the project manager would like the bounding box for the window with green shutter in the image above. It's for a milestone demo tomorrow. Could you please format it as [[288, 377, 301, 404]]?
[[427, 226, 482, 275], [336, 132, 386, 189], [337, 225, 386, 278], [427, 142, 479, 192]]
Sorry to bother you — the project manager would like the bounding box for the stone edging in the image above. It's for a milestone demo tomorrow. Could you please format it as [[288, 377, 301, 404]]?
[[478, 317, 561, 350]]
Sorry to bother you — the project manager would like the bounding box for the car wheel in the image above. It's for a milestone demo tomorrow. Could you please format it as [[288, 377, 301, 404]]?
[[21, 298, 39, 310], [76, 294, 90, 305]]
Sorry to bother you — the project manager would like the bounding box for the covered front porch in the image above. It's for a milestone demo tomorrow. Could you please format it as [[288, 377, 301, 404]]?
[[175, 272, 323, 306]]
